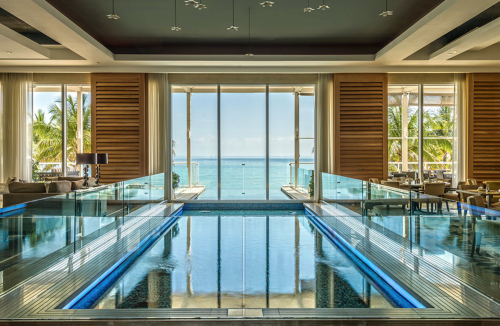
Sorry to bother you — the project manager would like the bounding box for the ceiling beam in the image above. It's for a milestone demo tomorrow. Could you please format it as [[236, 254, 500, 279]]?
[[429, 17, 500, 60], [0, 0, 113, 63], [376, 0, 500, 63], [0, 23, 50, 59]]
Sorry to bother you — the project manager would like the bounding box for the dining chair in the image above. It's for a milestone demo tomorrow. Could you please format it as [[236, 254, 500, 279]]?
[[424, 182, 445, 213], [369, 178, 380, 184], [467, 178, 477, 185]]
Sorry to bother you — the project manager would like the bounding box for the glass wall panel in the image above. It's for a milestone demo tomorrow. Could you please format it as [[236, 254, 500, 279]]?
[[66, 85, 91, 177], [388, 85, 419, 176], [220, 85, 266, 200], [423, 85, 455, 179], [269, 86, 295, 200], [298, 90, 315, 197], [190, 86, 218, 200], [171, 87, 189, 198], [33, 84, 63, 181]]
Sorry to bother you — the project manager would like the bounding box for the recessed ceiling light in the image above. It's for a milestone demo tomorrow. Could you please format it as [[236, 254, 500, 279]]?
[[6, 51, 12, 54], [448, 50, 458, 55], [260, 1, 274, 7]]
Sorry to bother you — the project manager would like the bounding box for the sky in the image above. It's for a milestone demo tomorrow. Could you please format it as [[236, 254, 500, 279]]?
[[172, 90, 315, 159]]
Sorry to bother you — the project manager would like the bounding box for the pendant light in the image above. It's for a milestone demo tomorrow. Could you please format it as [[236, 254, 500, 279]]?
[[171, 0, 182, 31], [185, 0, 198, 6], [380, 0, 393, 17], [317, 0, 329, 10], [260, 1, 274, 7], [304, 0, 314, 12], [245, 7, 253, 56], [107, 0, 120, 19], [195, 0, 207, 10], [227, 0, 239, 31]]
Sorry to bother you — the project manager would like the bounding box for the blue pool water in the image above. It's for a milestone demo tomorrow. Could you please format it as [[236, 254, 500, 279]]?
[[72, 209, 421, 309]]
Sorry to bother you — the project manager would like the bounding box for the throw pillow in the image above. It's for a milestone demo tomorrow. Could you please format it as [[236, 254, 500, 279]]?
[[88, 177, 97, 187], [71, 179, 85, 190], [48, 181, 72, 193], [6, 176, 17, 184]]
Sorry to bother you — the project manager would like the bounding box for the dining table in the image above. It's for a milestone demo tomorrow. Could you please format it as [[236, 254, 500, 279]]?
[[399, 181, 451, 190], [456, 189, 500, 208]]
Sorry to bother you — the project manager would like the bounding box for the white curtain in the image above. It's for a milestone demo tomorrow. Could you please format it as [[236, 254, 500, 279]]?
[[148, 73, 168, 174], [315, 74, 334, 200], [0, 73, 33, 183], [452, 73, 467, 187]]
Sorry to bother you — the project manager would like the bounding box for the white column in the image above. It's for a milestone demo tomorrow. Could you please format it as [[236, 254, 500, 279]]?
[[77, 87, 83, 176], [402, 91, 409, 172], [294, 91, 299, 189], [186, 90, 192, 189]]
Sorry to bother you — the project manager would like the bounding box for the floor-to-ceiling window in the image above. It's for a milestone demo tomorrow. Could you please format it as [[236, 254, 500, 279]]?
[[171, 84, 315, 201], [32, 84, 91, 181], [388, 84, 454, 179]]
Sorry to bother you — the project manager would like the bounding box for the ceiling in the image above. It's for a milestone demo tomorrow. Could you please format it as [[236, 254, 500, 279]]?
[[45, 0, 443, 55], [1, 0, 500, 72]]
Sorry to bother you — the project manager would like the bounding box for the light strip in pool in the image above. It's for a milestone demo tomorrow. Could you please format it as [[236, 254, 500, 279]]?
[[67, 210, 424, 309]]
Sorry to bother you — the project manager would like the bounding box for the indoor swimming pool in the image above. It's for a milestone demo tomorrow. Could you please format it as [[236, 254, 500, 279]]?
[[67, 208, 422, 310]]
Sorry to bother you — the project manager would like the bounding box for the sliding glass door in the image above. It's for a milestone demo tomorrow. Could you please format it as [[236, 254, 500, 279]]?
[[170, 84, 315, 201], [221, 86, 266, 200], [388, 84, 455, 180]]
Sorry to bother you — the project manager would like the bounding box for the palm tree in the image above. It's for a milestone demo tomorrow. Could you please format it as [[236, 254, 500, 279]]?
[[388, 103, 454, 173], [33, 94, 92, 171]]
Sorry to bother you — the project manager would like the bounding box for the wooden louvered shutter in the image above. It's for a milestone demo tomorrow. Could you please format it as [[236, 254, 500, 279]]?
[[91, 73, 148, 184], [468, 73, 500, 182], [334, 74, 388, 181]]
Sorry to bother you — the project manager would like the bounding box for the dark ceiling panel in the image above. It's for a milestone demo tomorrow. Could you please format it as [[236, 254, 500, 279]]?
[[0, 8, 59, 45], [46, 0, 444, 55]]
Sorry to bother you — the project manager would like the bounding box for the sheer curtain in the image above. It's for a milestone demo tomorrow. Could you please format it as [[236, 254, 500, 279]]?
[[315, 73, 334, 200], [0, 73, 33, 183], [148, 73, 168, 174], [452, 73, 467, 187]]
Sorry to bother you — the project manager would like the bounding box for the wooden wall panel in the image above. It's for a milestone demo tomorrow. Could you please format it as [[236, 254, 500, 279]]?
[[91, 73, 148, 184], [334, 74, 388, 181], [468, 73, 500, 182]]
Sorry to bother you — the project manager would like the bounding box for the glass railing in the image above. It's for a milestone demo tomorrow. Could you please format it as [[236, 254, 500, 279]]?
[[0, 173, 166, 218], [319, 172, 500, 302], [0, 173, 168, 289], [288, 162, 314, 195]]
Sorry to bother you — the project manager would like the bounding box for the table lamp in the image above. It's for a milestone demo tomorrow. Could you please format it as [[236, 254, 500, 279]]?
[[76, 153, 97, 187], [95, 153, 108, 186]]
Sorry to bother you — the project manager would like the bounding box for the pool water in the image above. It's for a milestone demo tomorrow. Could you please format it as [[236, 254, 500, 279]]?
[[90, 210, 396, 309]]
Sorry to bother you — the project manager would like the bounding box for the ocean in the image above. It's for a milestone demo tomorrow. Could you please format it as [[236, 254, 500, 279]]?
[[173, 157, 314, 200]]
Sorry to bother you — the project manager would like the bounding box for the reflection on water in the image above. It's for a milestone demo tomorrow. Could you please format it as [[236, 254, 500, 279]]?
[[93, 214, 394, 309]]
